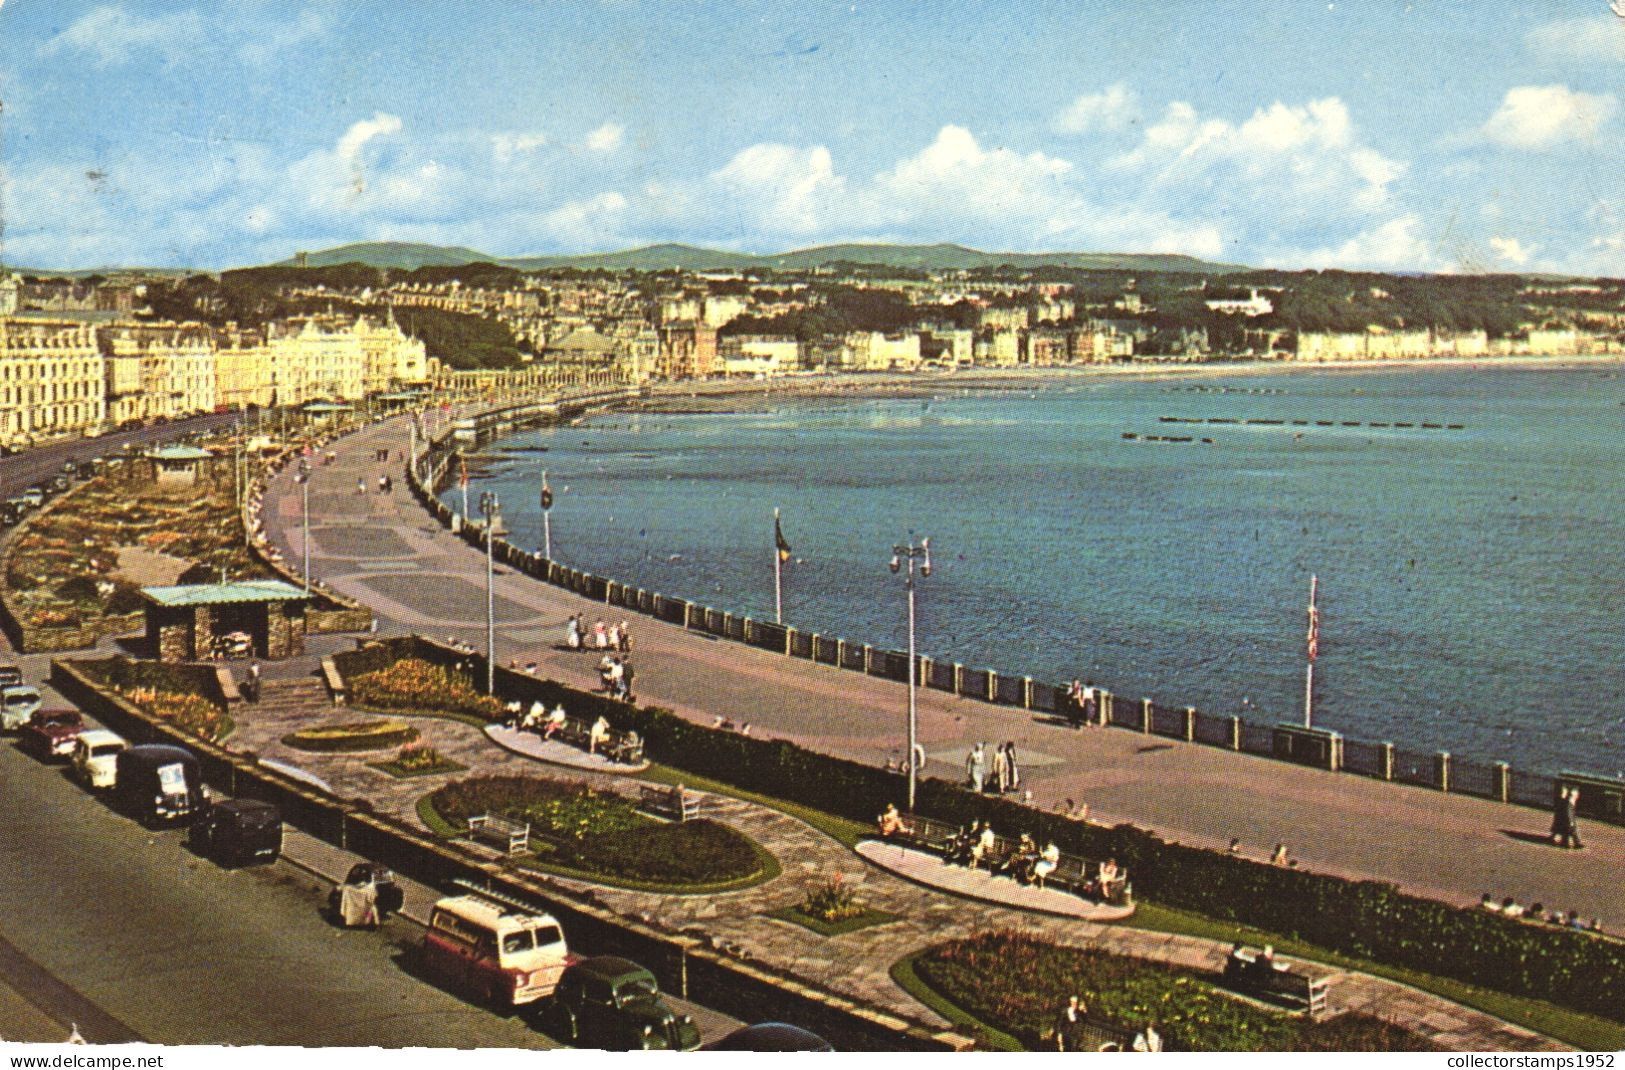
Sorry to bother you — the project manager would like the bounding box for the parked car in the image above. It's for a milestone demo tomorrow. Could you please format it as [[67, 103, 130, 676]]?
[[19, 487, 44, 508], [1, 685, 44, 731], [20, 708, 85, 759], [703, 1023, 836, 1051], [420, 893, 572, 1008], [113, 744, 204, 825], [191, 798, 282, 867], [71, 729, 128, 789], [0, 502, 21, 527], [118, 418, 145, 431], [0, 666, 22, 689], [533, 956, 701, 1051], [47, 474, 69, 493], [328, 862, 405, 927]]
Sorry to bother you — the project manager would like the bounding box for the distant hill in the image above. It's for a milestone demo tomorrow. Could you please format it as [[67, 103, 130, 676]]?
[[268, 241, 1248, 275]]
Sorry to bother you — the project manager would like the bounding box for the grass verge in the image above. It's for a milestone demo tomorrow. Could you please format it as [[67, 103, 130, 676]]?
[[1123, 901, 1625, 1052], [414, 791, 780, 895], [768, 904, 900, 937], [637, 762, 870, 847], [889, 952, 1023, 1052]]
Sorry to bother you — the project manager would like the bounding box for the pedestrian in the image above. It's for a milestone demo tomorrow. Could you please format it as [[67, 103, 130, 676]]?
[[991, 741, 1010, 794], [607, 621, 621, 652], [245, 660, 261, 703], [378, 473, 388, 494], [966, 742, 986, 794], [1082, 680, 1099, 726], [565, 615, 581, 651], [1005, 741, 1020, 792], [621, 660, 635, 704], [1563, 788, 1584, 849], [1053, 995, 1087, 1052], [356, 477, 366, 495], [1067, 679, 1085, 728], [617, 620, 631, 654], [1133, 1020, 1163, 1052], [594, 618, 608, 650]]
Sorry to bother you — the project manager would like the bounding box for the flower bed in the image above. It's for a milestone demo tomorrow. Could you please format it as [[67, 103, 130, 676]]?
[[115, 685, 232, 744], [428, 775, 765, 888], [349, 658, 504, 721], [913, 931, 1441, 1052], [282, 719, 420, 753], [369, 741, 465, 778]]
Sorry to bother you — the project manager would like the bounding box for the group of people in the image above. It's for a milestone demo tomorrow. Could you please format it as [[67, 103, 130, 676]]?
[[1479, 895, 1603, 933], [598, 653, 635, 702], [1052, 995, 1160, 1052], [1549, 787, 1584, 849], [940, 820, 1066, 889], [964, 741, 1021, 794], [564, 614, 632, 655], [507, 700, 637, 761], [1063, 679, 1101, 728]]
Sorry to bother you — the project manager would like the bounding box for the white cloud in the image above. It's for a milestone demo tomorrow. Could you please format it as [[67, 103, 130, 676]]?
[[240, 9, 333, 65], [1481, 85, 1617, 150], [1526, 17, 1625, 63], [585, 123, 625, 154], [42, 6, 205, 66], [1297, 216, 1434, 271], [710, 144, 843, 233], [1054, 83, 1140, 135], [1488, 235, 1534, 266], [492, 132, 548, 163], [875, 125, 1072, 221]]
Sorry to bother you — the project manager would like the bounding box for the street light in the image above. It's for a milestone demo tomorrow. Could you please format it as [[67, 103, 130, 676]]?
[[889, 536, 931, 812], [478, 490, 505, 695], [295, 457, 311, 594]]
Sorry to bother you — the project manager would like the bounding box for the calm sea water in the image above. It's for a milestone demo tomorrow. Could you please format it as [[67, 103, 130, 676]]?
[[452, 366, 1625, 778]]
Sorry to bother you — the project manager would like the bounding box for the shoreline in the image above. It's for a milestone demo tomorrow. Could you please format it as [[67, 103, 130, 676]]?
[[637, 354, 1625, 410]]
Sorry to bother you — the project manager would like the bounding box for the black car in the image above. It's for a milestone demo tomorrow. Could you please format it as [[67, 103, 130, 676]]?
[[328, 862, 405, 925], [113, 744, 204, 825], [191, 798, 283, 866], [0, 502, 21, 527], [47, 473, 70, 493], [704, 1023, 836, 1051], [532, 956, 701, 1051]]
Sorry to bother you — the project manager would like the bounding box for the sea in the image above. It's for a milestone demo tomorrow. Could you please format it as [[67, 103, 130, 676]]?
[[450, 364, 1625, 780]]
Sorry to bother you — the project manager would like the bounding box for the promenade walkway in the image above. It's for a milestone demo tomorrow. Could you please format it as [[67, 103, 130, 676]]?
[[261, 414, 1625, 933], [230, 667, 1561, 1051]]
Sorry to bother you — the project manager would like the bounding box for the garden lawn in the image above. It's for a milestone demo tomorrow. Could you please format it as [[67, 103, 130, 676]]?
[[425, 775, 774, 892], [913, 931, 1443, 1052]]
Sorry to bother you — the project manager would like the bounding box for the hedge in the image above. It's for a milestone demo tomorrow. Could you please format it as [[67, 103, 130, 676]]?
[[339, 636, 1625, 1025]]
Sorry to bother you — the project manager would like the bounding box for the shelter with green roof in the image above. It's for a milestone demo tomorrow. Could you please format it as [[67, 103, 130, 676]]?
[[142, 443, 218, 489], [141, 579, 310, 661]]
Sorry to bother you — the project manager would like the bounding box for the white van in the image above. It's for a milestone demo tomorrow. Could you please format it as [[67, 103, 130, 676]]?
[[1, 686, 43, 731], [421, 893, 573, 1007], [72, 730, 128, 789]]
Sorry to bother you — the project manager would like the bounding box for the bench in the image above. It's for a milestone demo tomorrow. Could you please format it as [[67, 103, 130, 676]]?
[[639, 785, 700, 822], [320, 657, 347, 706], [884, 815, 1130, 904], [467, 813, 530, 855], [604, 732, 644, 765], [1223, 947, 1330, 1016]]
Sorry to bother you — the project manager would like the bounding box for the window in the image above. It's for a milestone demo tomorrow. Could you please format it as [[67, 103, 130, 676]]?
[[501, 930, 533, 955]]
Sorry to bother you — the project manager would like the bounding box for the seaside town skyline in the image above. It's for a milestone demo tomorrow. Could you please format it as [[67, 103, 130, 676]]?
[[3, 2, 1625, 275]]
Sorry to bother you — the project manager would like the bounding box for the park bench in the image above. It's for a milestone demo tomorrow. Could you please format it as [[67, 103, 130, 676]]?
[[467, 813, 530, 855], [603, 731, 644, 765], [882, 814, 1131, 904], [1222, 946, 1330, 1016], [319, 657, 347, 706], [638, 784, 700, 822]]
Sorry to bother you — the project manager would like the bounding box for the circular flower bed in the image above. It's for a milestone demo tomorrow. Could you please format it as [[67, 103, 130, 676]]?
[[913, 931, 1441, 1052], [428, 775, 767, 889], [283, 719, 420, 752]]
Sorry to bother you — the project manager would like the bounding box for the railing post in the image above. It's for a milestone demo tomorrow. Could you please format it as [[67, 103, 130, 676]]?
[[1494, 761, 1511, 803], [836, 638, 847, 667], [863, 644, 874, 673], [1434, 751, 1451, 793], [987, 670, 999, 702], [1184, 706, 1196, 742], [920, 654, 932, 685], [1379, 741, 1394, 781], [1023, 676, 1034, 709], [742, 617, 752, 644], [1140, 698, 1153, 734], [1228, 715, 1241, 750], [953, 663, 964, 696], [1100, 690, 1113, 726], [784, 626, 797, 656]]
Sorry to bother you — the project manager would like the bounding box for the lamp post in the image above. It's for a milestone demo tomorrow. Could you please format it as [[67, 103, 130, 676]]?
[[296, 457, 311, 594], [889, 536, 931, 811], [479, 491, 504, 694]]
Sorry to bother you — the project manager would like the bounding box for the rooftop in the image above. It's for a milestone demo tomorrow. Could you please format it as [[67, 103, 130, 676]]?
[[141, 579, 310, 608], [143, 445, 214, 461]]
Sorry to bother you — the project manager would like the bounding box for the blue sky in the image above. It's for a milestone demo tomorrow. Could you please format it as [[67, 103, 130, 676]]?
[[2, 0, 1624, 273]]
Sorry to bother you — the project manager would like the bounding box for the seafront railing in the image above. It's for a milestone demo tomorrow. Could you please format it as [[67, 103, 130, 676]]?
[[408, 400, 1625, 829]]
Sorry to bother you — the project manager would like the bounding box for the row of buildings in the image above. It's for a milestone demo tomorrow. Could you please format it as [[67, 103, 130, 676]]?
[[0, 308, 427, 449]]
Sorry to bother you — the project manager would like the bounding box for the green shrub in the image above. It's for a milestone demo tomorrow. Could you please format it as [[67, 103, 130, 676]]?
[[916, 931, 1440, 1052]]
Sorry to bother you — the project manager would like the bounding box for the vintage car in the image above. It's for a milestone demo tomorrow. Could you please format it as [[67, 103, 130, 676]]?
[[71, 730, 128, 789], [704, 1023, 836, 1051], [421, 892, 573, 1008], [0, 502, 19, 527], [0, 666, 21, 689], [533, 956, 701, 1051], [113, 744, 204, 826], [1, 686, 44, 731], [328, 862, 406, 927], [20, 708, 85, 759], [191, 799, 283, 867], [19, 487, 44, 508]]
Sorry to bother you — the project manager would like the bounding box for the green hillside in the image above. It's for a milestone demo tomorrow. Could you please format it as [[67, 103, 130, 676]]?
[[273, 242, 495, 269]]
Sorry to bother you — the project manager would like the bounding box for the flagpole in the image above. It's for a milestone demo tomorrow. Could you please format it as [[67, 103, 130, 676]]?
[[773, 507, 783, 624], [1304, 574, 1318, 728]]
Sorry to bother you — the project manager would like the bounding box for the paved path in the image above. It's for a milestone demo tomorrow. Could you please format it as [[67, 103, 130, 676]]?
[[231, 674, 1562, 1051], [261, 415, 1625, 934]]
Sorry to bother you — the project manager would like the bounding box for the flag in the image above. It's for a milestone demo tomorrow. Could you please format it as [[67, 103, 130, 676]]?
[[775, 512, 792, 564], [1306, 602, 1319, 662], [540, 476, 553, 511]]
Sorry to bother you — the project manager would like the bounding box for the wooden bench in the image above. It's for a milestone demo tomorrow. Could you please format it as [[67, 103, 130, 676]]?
[[884, 815, 1130, 904], [638, 785, 700, 822], [319, 657, 347, 706], [604, 732, 644, 765], [1223, 947, 1330, 1016], [467, 813, 530, 855]]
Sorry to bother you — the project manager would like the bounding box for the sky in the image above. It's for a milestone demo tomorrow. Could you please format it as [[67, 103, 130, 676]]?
[[2, 0, 1624, 274]]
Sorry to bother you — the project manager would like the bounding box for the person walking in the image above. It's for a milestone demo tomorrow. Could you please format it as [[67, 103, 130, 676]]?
[[1005, 741, 1021, 792], [621, 660, 635, 704], [966, 743, 986, 793], [356, 477, 366, 495], [1053, 995, 1087, 1051], [565, 614, 581, 651], [244, 660, 261, 703], [1562, 788, 1584, 849], [617, 620, 631, 654], [991, 742, 1010, 794]]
